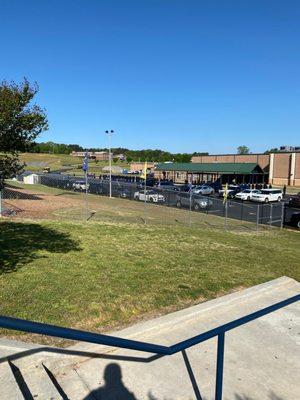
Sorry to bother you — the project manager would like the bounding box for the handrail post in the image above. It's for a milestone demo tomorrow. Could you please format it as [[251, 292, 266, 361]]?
[[215, 332, 225, 400]]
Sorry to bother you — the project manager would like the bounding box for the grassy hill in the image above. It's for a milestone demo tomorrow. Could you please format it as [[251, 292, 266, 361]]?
[[1, 182, 299, 345], [19, 152, 129, 175]]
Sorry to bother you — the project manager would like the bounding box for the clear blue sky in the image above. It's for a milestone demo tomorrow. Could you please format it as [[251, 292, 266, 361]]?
[[2, 0, 300, 153]]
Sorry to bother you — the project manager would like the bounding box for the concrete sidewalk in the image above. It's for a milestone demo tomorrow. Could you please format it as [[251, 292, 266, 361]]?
[[51, 277, 300, 400], [1, 276, 299, 399]]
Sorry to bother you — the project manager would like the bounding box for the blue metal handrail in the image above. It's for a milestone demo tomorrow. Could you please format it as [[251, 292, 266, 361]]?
[[1, 293, 299, 400]]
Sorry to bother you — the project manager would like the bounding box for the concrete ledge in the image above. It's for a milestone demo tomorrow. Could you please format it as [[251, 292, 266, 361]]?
[[70, 276, 299, 352], [1, 276, 298, 356]]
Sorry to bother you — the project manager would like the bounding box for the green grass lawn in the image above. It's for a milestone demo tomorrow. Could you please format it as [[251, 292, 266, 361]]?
[[19, 152, 130, 174], [0, 215, 299, 345]]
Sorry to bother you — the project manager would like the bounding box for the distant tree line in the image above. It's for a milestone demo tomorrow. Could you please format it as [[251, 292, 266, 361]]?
[[33, 141, 82, 154], [30, 142, 208, 163]]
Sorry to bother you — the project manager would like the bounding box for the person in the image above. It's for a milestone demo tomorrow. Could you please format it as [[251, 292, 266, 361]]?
[[283, 184, 287, 197], [85, 363, 137, 400]]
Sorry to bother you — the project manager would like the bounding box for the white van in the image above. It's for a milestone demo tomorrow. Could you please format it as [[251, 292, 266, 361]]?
[[251, 189, 283, 203]]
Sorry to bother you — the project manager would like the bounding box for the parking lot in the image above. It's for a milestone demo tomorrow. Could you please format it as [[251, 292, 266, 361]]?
[[31, 173, 300, 229]]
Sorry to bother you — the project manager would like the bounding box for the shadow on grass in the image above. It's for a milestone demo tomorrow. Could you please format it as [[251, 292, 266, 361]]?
[[0, 221, 81, 274]]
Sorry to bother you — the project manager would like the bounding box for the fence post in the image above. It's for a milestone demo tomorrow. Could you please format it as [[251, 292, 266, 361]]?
[[256, 204, 260, 231], [280, 202, 285, 229], [144, 184, 147, 225], [85, 172, 89, 221], [224, 201, 228, 231], [189, 192, 192, 227], [215, 332, 225, 400], [269, 203, 273, 229], [0, 188, 3, 217]]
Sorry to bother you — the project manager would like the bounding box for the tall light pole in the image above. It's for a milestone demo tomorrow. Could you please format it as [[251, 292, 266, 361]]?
[[105, 130, 114, 198]]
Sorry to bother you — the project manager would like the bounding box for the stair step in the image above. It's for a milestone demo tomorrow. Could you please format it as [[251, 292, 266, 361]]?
[[48, 368, 94, 400], [18, 363, 63, 400], [0, 361, 24, 400]]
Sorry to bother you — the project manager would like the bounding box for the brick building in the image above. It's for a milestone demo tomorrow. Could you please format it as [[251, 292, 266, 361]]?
[[154, 152, 300, 186], [269, 152, 300, 186], [71, 151, 110, 161], [191, 152, 299, 186], [130, 162, 156, 173]]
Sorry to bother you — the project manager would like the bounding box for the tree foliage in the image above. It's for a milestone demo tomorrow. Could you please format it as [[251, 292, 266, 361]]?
[[264, 147, 279, 154], [30, 142, 209, 163], [0, 79, 48, 186], [237, 145, 250, 155]]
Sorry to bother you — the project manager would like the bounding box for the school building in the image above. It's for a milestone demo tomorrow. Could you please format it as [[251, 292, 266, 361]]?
[[154, 151, 300, 186]]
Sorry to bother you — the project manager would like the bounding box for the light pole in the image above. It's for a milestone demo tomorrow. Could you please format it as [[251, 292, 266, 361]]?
[[105, 130, 114, 198]]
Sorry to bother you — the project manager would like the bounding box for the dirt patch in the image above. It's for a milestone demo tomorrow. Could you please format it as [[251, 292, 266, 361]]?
[[3, 188, 84, 220]]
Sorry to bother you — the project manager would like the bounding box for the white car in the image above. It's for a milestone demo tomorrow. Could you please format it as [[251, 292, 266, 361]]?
[[72, 180, 89, 191], [192, 185, 214, 195], [251, 189, 283, 203], [134, 190, 165, 203], [235, 189, 261, 201]]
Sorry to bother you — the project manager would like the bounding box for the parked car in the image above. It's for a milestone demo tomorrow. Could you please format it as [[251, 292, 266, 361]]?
[[176, 193, 212, 210], [178, 184, 191, 192], [156, 180, 174, 187], [160, 185, 181, 192], [288, 193, 300, 208], [53, 176, 72, 190], [73, 180, 89, 191], [134, 190, 165, 203], [88, 182, 103, 195], [235, 189, 261, 201], [251, 189, 283, 203], [192, 185, 214, 195], [218, 185, 241, 199], [290, 211, 300, 229], [116, 187, 131, 199]]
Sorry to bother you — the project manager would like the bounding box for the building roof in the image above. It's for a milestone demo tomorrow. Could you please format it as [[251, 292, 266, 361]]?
[[155, 163, 263, 174]]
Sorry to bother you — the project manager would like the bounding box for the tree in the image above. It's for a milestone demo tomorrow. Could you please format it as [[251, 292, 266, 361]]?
[[264, 148, 278, 154], [0, 79, 48, 187], [237, 145, 250, 155]]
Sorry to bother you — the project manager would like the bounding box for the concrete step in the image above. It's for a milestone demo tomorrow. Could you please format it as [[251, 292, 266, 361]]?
[[18, 363, 63, 400], [68, 277, 300, 400], [44, 367, 93, 400], [0, 361, 24, 400], [0, 277, 299, 399]]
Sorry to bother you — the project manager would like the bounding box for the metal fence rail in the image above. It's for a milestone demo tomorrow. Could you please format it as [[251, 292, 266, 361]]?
[[1, 294, 299, 399]]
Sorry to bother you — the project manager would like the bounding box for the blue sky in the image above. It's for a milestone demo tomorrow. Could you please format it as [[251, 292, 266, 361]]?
[[1, 0, 300, 153]]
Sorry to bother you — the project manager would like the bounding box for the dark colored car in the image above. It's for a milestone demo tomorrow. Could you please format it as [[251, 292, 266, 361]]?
[[115, 187, 132, 199], [88, 182, 103, 195], [176, 193, 212, 210], [288, 193, 300, 208], [218, 185, 241, 199], [155, 180, 174, 188], [159, 185, 180, 192], [290, 212, 300, 229], [56, 179, 72, 190]]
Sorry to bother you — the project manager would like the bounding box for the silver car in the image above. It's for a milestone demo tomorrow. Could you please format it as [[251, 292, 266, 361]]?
[[192, 185, 214, 195]]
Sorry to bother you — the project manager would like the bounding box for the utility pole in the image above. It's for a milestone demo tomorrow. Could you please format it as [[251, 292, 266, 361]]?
[[105, 130, 114, 198]]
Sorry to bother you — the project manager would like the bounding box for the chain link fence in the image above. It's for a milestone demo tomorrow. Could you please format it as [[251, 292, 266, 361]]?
[[0, 184, 31, 217], [0, 173, 293, 232]]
